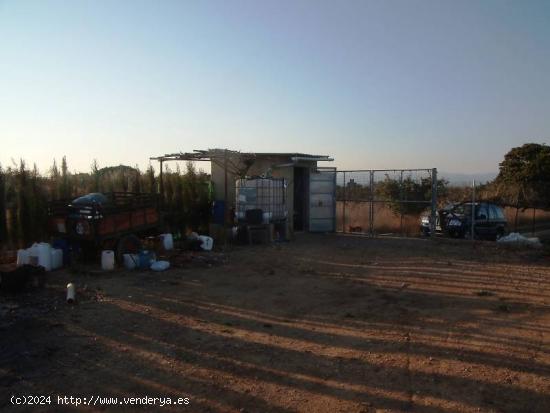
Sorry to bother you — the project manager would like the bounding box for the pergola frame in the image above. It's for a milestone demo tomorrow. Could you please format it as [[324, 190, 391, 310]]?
[[150, 149, 256, 222]]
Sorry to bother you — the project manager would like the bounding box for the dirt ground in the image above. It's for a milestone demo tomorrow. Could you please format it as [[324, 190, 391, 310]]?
[[1, 234, 550, 413]]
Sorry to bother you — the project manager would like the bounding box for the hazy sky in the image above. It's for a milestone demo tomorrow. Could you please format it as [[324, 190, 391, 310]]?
[[0, 0, 549, 174]]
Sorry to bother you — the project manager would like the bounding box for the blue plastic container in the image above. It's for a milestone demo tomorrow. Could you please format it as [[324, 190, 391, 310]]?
[[52, 238, 71, 265], [138, 250, 155, 270]]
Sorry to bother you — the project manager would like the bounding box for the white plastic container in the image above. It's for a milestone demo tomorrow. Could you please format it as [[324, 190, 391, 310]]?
[[198, 235, 214, 251], [101, 250, 115, 270], [123, 253, 139, 270], [161, 233, 174, 250], [67, 283, 76, 304], [16, 249, 29, 267], [29, 243, 52, 271], [51, 249, 63, 270]]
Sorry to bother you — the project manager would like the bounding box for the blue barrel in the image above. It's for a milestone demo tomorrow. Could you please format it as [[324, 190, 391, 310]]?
[[212, 200, 225, 225], [52, 238, 71, 265], [139, 251, 154, 270]]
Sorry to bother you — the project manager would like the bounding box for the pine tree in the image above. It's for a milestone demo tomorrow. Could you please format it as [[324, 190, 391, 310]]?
[[30, 163, 46, 241], [133, 165, 141, 193], [145, 164, 156, 193], [0, 164, 7, 244], [60, 156, 70, 198], [16, 160, 31, 246], [91, 159, 101, 192], [50, 159, 60, 199]]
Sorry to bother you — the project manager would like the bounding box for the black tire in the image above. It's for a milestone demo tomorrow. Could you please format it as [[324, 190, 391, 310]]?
[[116, 234, 142, 265]]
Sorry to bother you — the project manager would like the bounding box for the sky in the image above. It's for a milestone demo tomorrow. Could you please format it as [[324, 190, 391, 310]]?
[[0, 0, 549, 176]]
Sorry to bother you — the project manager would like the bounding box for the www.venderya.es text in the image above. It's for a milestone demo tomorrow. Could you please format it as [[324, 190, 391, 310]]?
[[10, 395, 190, 407]]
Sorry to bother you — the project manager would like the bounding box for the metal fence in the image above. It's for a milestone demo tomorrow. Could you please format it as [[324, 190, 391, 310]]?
[[337, 168, 437, 237]]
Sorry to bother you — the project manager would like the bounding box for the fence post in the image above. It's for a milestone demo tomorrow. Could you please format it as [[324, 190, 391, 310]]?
[[471, 179, 476, 240], [343, 171, 346, 233], [430, 168, 437, 235], [159, 160, 164, 207], [369, 170, 374, 237], [399, 170, 404, 236]]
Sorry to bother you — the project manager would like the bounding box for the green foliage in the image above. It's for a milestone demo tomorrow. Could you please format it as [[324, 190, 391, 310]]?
[[375, 176, 444, 216], [132, 165, 141, 193], [60, 156, 70, 198], [161, 162, 212, 233], [91, 159, 100, 192], [493, 143, 550, 209], [0, 165, 6, 243], [0, 158, 212, 248], [16, 160, 32, 246], [337, 174, 447, 216], [145, 164, 156, 193]]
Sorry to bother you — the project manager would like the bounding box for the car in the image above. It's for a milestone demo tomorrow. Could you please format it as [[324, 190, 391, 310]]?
[[421, 202, 507, 240]]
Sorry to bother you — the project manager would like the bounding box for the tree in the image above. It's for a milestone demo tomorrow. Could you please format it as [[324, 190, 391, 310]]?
[[494, 143, 550, 209], [50, 159, 60, 199], [145, 164, 156, 193], [30, 163, 47, 241], [15, 160, 31, 246], [0, 164, 7, 244], [91, 159, 101, 192], [133, 165, 141, 193], [60, 156, 70, 198], [376, 175, 447, 216]]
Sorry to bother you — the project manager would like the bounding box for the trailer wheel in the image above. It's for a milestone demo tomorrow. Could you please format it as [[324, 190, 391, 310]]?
[[116, 234, 142, 264]]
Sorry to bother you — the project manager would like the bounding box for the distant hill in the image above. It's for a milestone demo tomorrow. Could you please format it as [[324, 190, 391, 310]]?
[[439, 171, 497, 185]]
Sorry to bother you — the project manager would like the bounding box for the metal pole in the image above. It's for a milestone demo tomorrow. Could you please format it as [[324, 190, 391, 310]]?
[[159, 160, 164, 205], [471, 179, 475, 240], [431, 168, 437, 235], [399, 170, 404, 236], [224, 149, 228, 225], [369, 170, 374, 237], [343, 171, 346, 233]]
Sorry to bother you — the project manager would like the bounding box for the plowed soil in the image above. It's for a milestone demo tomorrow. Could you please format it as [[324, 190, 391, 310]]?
[[1, 234, 549, 412]]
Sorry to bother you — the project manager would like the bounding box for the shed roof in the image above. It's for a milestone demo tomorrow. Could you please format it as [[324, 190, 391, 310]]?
[[150, 149, 333, 162]]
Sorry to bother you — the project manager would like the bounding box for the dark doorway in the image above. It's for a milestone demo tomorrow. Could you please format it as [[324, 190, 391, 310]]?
[[293, 167, 309, 231]]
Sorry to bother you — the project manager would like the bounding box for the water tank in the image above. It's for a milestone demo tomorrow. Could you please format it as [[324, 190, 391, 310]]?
[[235, 178, 287, 222]]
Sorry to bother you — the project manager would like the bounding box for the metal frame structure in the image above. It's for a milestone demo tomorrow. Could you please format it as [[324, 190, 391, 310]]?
[[150, 149, 333, 226], [337, 168, 437, 237]]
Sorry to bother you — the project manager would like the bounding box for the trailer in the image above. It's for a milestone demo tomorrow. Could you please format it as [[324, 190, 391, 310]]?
[[48, 192, 161, 261]]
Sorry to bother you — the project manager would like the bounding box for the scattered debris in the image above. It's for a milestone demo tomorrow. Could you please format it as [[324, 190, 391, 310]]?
[[170, 250, 227, 268], [497, 232, 542, 247]]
